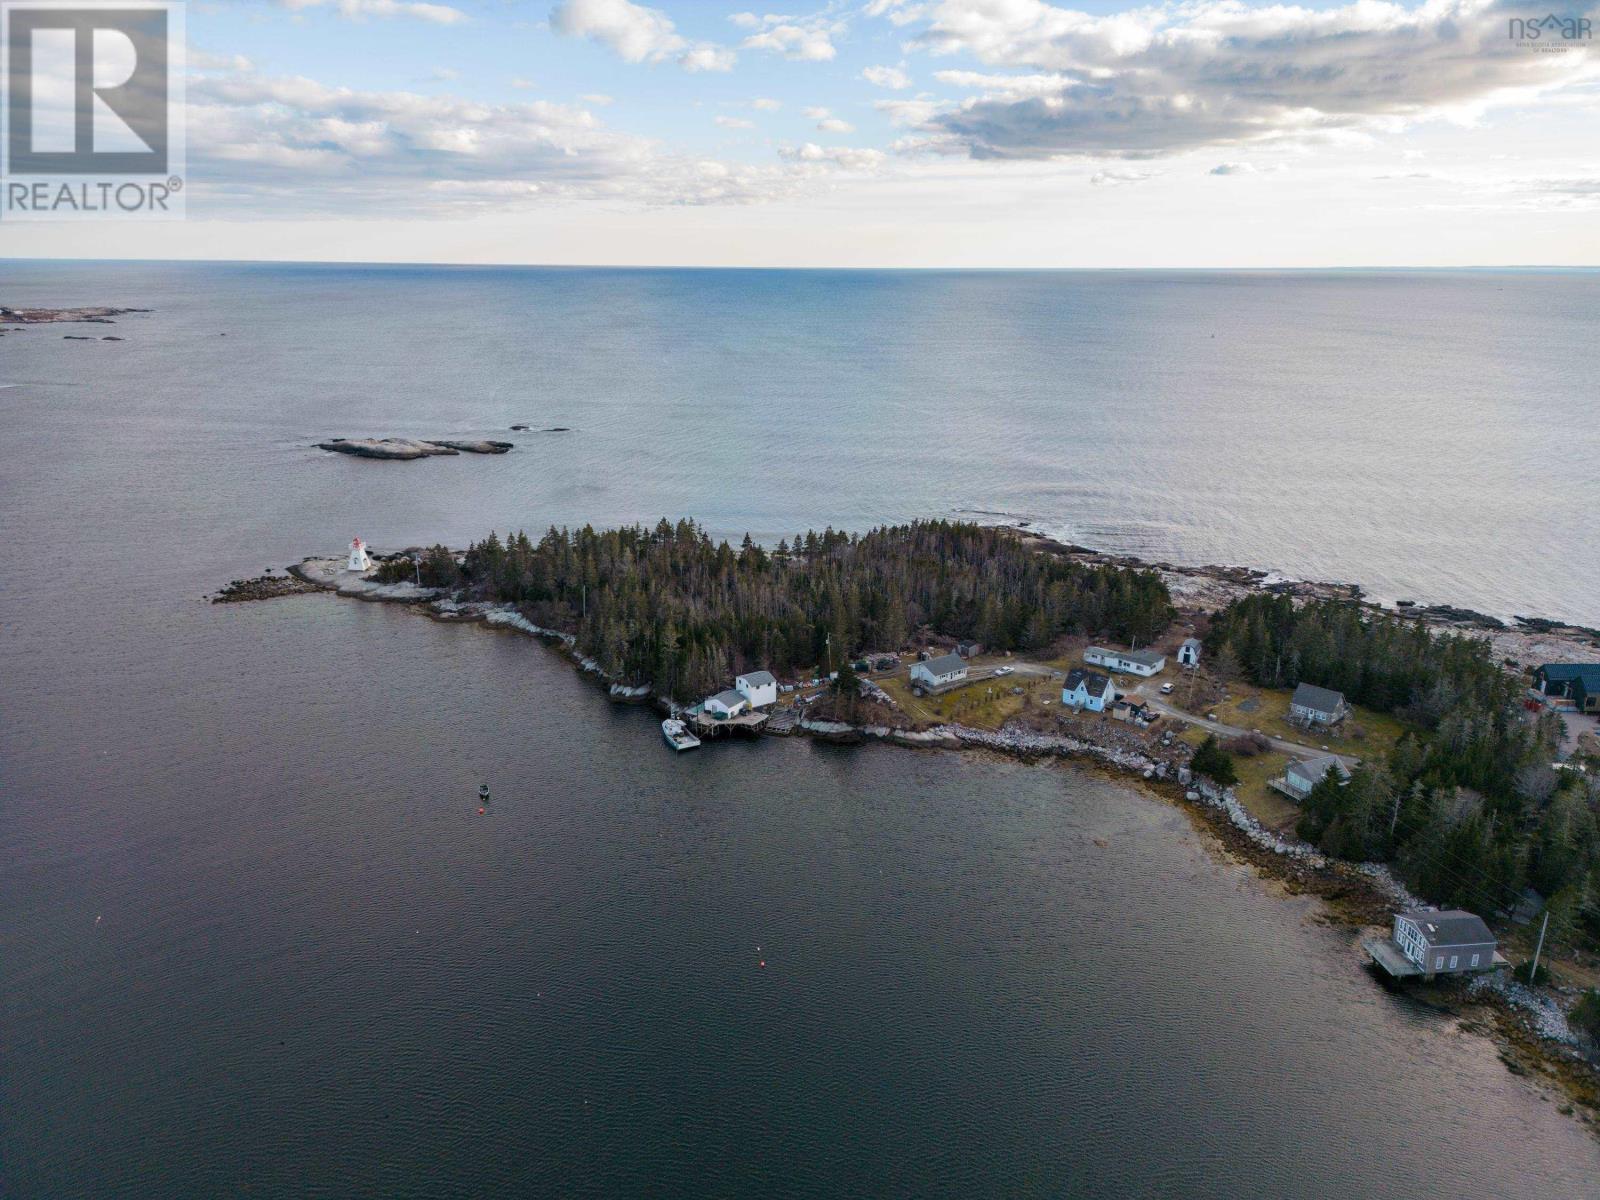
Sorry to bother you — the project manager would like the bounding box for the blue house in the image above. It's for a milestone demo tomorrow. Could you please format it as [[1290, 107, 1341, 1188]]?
[[1063, 669, 1115, 712]]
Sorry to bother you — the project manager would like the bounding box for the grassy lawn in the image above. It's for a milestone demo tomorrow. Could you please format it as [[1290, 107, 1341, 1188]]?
[[1176, 723, 1301, 833], [877, 670, 1061, 731], [1206, 682, 1408, 764]]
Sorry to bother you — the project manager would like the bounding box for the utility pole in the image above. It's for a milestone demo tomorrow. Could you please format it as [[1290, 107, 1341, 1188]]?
[[1529, 911, 1550, 982]]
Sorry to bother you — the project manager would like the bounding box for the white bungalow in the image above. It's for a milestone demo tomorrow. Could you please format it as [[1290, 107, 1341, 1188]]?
[[735, 671, 778, 709], [910, 653, 968, 694], [1085, 646, 1167, 677], [1177, 638, 1201, 668], [1062, 669, 1115, 712], [703, 689, 750, 719]]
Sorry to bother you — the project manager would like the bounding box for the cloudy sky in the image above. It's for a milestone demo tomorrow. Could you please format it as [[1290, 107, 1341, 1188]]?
[[10, 0, 1600, 265]]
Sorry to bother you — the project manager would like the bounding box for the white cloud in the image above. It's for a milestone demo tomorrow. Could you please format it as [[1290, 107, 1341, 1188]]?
[[779, 142, 886, 170], [680, 44, 737, 73], [715, 115, 755, 129], [279, 0, 467, 23], [190, 50, 255, 72], [510, 77, 536, 90], [862, 64, 911, 90], [752, 97, 782, 111], [550, 0, 736, 72], [802, 106, 831, 120], [817, 116, 855, 133], [1209, 162, 1255, 176], [1090, 168, 1159, 186], [582, 93, 615, 106], [896, 0, 1600, 160], [738, 12, 842, 61], [875, 95, 949, 127], [183, 64, 883, 215]]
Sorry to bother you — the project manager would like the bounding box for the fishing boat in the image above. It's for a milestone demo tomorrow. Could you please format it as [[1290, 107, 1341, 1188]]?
[[661, 718, 701, 752]]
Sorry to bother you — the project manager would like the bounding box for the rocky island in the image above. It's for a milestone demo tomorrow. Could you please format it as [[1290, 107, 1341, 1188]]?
[[316, 437, 514, 460], [0, 305, 149, 324]]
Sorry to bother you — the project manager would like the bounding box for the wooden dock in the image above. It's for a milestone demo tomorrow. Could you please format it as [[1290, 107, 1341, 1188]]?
[[689, 710, 769, 739], [763, 708, 800, 735]]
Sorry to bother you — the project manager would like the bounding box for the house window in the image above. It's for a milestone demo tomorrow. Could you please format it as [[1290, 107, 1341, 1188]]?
[[1470, 954, 1480, 968], [1435, 956, 1444, 970], [1449, 956, 1458, 970]]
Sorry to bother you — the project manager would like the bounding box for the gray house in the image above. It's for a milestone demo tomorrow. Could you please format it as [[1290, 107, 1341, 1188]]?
[[1390, 908, 1499, 977], [1289, 682, 1348, 727], [1280, 754, 1349, 800]]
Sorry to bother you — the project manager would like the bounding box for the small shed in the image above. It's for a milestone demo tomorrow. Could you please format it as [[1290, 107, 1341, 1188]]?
[[704, 689, 750, 719], [1177, 638, 1201, 668]]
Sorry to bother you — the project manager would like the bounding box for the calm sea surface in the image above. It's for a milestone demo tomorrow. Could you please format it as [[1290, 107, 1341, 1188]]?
[[3, 262, 1598, 1197]]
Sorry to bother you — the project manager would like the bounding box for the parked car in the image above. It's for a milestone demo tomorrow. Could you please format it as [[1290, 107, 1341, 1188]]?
[[993, 666, 1014, 677], [1160, 683, 1174, 694]]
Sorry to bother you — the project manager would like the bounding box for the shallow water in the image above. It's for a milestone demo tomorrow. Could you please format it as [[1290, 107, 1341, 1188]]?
[[3, 262, 1599, 1197]]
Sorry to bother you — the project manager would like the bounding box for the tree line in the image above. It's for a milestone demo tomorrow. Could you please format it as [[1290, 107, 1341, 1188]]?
[[1210, 594, 1600, 956], [380, 519, 1173, 702]]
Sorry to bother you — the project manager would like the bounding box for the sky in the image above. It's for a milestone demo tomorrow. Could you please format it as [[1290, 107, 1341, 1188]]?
[[5, 0, 1600, 266]]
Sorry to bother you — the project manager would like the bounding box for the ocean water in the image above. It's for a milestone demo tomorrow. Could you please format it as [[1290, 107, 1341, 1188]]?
[[3, 261, 1599, 1197]]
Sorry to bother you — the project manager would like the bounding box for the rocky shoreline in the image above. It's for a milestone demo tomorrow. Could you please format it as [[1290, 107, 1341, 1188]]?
[[1019, 532, 1600, 666], [270, 549, 1599, 1131]]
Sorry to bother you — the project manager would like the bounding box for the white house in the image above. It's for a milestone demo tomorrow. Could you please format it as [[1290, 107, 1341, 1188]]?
[[735, 671, 778, 709], [1289, 682, 1348, 727], [910, 653, 968, 694], [703, 689, 750, 719], [347, 537, 373, 572], [1177, 638, 1201, 668], [1085, 646, 1167, 677], [1062, 669, 1115, 712]]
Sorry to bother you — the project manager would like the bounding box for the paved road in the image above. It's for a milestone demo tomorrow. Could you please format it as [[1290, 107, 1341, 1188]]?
[[1131, 686, 1361, 768]]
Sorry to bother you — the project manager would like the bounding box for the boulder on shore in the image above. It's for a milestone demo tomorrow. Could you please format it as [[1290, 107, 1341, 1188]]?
[[317, 437, 513, 460]]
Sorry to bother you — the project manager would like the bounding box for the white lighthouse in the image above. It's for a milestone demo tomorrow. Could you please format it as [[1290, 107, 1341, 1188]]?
[[347, 537, 373, 572]]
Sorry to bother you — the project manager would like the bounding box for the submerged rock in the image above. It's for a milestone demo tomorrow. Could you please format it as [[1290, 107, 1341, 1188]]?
[[429, 439, 514, 454]]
